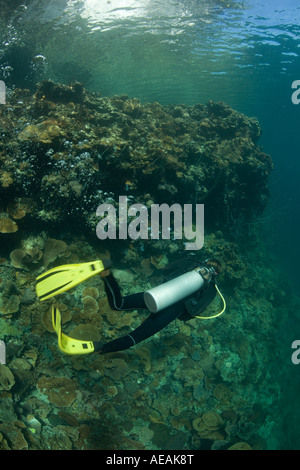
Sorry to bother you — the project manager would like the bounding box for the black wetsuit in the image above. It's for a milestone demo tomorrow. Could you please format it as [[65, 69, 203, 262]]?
[[93, 270, 217, 354]]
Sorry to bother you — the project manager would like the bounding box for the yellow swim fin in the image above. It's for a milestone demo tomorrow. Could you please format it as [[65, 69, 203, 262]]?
[[52, 305, 95, 355], [36, 258, 111, 301]]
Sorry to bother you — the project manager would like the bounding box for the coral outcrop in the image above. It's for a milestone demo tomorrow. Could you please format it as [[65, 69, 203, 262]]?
[[0, 81, 272, 247], [0, 82, 288, 451]]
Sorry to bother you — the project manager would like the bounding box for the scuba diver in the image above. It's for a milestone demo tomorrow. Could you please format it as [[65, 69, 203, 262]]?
[[36, 257, 225, 355]]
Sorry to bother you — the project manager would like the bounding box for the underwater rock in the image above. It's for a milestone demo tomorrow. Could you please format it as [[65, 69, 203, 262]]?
[[10, 246, 43, 270], [41, 308, 55, 332], [21, 288, 37, 305], [98, 296, 119, 324], [0, 280, 20, 315], [35, 80, 85, 104], [215, 352, 245, 384], [136, 346, 152, 372], [150, 422, 187, 450], [82, 295, 99, 319], [42, 238, 68, 267], [10, 249, 28, 269], [9, 356, 37, 393], [0, 215, 18, 233], [174, 358, 204, 387], [40, 425, 73, 450], [0, 397, 17, 423], [37, 376, 77, 407], [7, 198, 34, 220], [68, 180, 83, 197], [0, 171, 14, 188], [227, 441, 251, 450], [69, 323, 101, 342], [25, 414, 42, 435], [18, 120, 64, 144], [24, 396, 51, 421], [150, 255, 169, 270], [10, 357, 32, 373], [0, 294, 20, 315], [113, 269, 135, 284], [92, 355, 131, 381], [138, 258, 155, 276], [0, 432, 10, 450], [213, 383, 232, 404], [82, 286, 100, 299], [57, 410, 80, 427], [0, 364, 15, 391], [192, 411, 225, 440], [106, 385, 118, 397], [24, 349, 38, 367], [0, 423, 28, 450]]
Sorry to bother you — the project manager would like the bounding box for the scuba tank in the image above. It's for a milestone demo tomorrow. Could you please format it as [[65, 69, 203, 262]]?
[[144, 268, 206, 313]]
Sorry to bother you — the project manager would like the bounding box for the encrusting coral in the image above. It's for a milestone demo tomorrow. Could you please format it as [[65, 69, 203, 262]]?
[[10, 247, 43, 269], [192, 411, 224, 440], [227, 442, 252, 450], [0, 215, 18, 233], [42, 238, 68, 267], [37, 376, 77, 408], [0, 280, 20, 315]]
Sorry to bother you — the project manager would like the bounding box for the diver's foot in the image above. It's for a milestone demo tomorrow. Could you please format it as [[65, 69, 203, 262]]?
[[100, 269, 111, 278]]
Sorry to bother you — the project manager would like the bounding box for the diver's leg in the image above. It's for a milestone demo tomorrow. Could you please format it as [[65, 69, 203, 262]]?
[[95, 301, 184, 353], [103, 273, 146, 310]]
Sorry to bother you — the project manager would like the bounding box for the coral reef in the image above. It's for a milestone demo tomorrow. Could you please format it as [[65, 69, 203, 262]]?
[[0, 231, 290, 449], [0, 81, 272, 249], [0, 82, 289, 451]]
